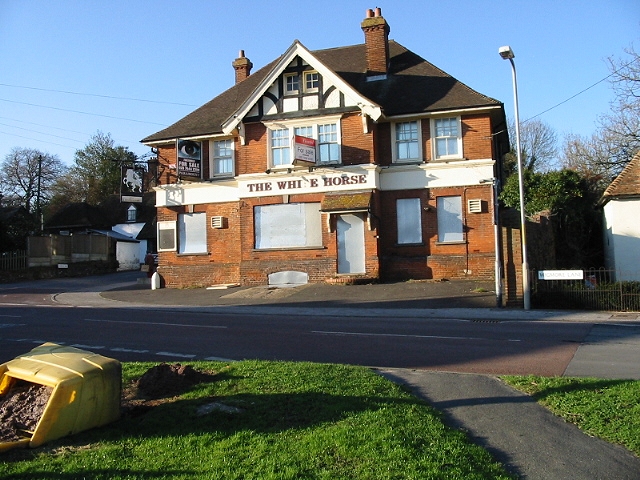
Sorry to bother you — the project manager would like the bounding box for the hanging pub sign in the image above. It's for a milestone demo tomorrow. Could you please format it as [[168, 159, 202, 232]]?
[[293, 135, 316, 166], [177, 139, 202, 178], [121, 165, 145, 203]]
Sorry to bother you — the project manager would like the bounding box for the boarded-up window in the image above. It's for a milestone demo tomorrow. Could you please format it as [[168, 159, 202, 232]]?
[[178, 213, 207, 254], [437, 196, 463, 242], [396, 198, 422, 244], [255, 203, 322, 249], [157, 221, 176, 251]]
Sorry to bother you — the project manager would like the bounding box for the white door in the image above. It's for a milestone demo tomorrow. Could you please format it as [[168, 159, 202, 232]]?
[[337, 214, 365, 274]]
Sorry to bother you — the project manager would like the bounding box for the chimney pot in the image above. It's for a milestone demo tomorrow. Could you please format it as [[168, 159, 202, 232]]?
[[366, 8, 373, 18], [232, 50, 253, 84], [374, 7, 381, 17]]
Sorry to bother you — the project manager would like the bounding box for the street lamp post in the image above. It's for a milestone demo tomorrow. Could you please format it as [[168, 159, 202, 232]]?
[[499, 45, 531, 310]]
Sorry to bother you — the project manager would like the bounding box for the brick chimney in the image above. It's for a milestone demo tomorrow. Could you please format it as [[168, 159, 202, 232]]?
[[232, 50, 253, 84], [361, 7, 390, 77]]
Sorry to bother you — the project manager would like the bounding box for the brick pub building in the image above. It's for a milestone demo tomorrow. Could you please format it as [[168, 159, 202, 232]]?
[[142, 8, 510, 290]]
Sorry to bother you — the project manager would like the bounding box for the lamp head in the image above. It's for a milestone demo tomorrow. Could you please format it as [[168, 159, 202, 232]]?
[[499, 45, 515, 60]]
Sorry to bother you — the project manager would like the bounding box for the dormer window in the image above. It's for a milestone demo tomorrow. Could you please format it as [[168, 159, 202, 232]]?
[[304, 71, 319, 92], [127, 204, 137, 222], [285, 74, 300, 95]]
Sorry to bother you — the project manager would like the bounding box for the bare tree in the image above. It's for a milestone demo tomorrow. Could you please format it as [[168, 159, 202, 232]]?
[[506, 118, 558, 173], [0, 147, 65, 212], [561, 45, 640, 180]]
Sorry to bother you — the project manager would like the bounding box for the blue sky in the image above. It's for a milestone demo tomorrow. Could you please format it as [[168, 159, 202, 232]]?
[[0, 1, 638, 166]]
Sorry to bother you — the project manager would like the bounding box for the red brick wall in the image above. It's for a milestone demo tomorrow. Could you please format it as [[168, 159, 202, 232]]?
[[341, 113, 375, 165], [156, 145, 178, 186], [156, 202, 242, 288], [461, 114, 493, 160], [238, 123, 267, 175], [157, 192, 381, 287], [378, 185, 497, 282]]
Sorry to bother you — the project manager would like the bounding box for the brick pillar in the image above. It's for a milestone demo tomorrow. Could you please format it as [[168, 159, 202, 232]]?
[[502, 224, 523, 306]]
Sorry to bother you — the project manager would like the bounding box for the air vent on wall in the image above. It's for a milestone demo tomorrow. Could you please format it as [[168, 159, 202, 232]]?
[[467, 199, 483, 214], [211, 216, 224, 229]]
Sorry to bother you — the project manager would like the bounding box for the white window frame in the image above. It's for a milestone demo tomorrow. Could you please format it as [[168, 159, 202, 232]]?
[[284, 73, 300, 95], [178, 212, 207, 254], [157, 220, 177, 252], [396, 198, 423, 244], [304, 71, 319, 92], [254, 203, 322, 249], [269, 127, 291, 167], [392, 120, 422, 163], [266, 116, 342, 169], [317, 123, 340, 164], [437, 196, 464, 243], [431, 117, 463, 160], [209, 138, 234, 177]]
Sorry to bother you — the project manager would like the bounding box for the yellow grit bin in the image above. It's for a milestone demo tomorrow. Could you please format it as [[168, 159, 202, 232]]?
[[0, 343, 121, 452]]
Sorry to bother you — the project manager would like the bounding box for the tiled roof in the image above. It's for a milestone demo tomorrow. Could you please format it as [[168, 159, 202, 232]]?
[[602, 151, 640, 199], [321, 190, 372, 212], [142, 41, 501, 144]]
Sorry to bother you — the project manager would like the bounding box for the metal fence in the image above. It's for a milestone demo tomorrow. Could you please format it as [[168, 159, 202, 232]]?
[[0, 250, 28, 271], [532, 268, 640, 312]]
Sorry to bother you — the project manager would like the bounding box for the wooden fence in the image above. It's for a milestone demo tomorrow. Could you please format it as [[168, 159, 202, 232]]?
[[28, 234, 114, 267]]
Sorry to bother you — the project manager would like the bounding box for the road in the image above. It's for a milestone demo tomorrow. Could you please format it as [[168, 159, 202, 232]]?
[[0, 272, 638, 378]]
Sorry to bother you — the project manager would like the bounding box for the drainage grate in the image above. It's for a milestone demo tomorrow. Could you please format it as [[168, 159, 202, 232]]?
[[609, 313, 640, 319]]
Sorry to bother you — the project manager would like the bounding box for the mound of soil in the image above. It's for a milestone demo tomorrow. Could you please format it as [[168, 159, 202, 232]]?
[[0, 380, 52, 443], [135, 363, 214, 399]]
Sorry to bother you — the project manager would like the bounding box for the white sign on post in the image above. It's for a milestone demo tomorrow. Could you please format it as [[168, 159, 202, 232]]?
[[538, 270, 583, 280]]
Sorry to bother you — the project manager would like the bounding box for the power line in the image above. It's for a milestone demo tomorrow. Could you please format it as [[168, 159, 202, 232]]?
[[0, 98, 169, 126], [0, 129, 76, 150], [0, 117, 143, 146], [0, 83, 198, 107], [523, 58, 635, 124], [0, 116, 91, 136], [0, 121, 85, 144]]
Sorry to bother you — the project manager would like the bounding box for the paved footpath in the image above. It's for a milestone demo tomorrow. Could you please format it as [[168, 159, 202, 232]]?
[[378, 369, 640, 479]]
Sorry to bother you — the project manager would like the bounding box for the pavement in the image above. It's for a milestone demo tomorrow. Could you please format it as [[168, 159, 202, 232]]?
[[52, 273, 640, 479]]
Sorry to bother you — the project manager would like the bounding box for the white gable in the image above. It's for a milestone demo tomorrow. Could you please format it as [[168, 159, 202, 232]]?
[[222, 41, 381, 135]]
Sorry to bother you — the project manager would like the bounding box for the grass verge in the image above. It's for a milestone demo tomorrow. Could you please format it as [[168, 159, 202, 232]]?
[[1, 361, 514, 480], [502, 376, 640, 456]]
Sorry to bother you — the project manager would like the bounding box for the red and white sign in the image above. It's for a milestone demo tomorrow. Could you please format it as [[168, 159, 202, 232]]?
[[293, 135, 316, 165]]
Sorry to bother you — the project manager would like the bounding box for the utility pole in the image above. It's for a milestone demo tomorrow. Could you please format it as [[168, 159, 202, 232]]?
[[37, 155, 43, 233]]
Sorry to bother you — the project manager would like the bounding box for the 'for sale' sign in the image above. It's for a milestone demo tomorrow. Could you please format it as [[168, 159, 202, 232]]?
[[293, 135, 316, 165]]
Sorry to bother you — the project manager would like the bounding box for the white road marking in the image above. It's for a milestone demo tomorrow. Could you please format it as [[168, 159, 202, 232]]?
[[156, 351, 196, 358], [204, 356, 235, 362], [84, 318, 227, 329], [312, 330, 521, 342], [71, 344, 105, 350], [0, 314, 22, 318], [110, 347, 149, 354]]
